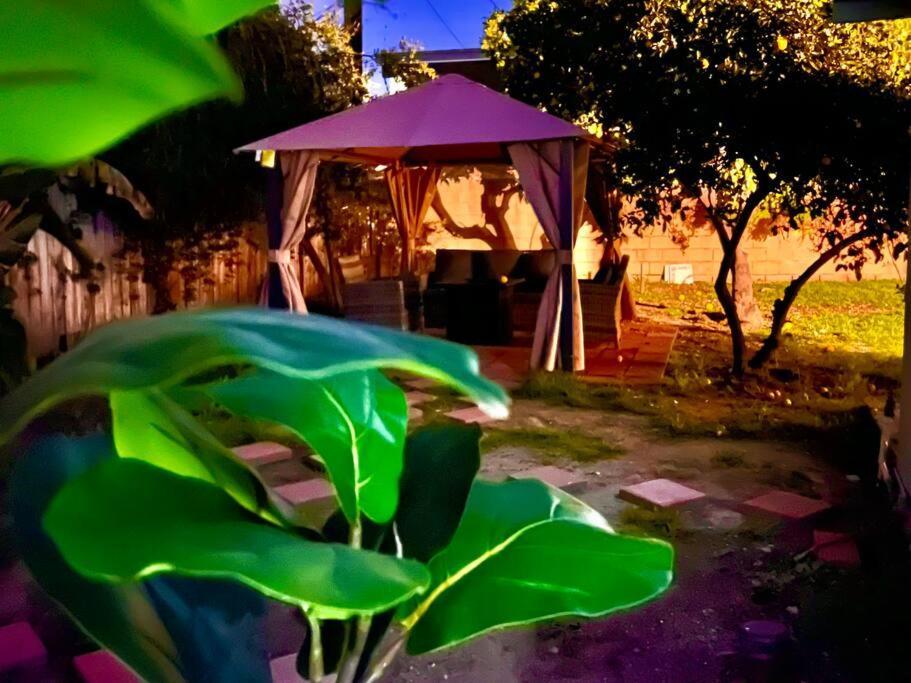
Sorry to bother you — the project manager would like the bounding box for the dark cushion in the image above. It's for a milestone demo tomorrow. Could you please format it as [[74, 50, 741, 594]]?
[[518, 250, 557, 282], [432, 249, 473, 284], [473, 251, 521, 281]]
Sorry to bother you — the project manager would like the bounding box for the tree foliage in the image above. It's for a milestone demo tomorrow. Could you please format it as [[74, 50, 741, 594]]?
[[485, 0, 911, 374], [104, 2, 368, 311]]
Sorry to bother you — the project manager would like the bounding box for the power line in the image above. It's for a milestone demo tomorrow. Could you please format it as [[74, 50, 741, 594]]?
[[422, 0, 464, 47]]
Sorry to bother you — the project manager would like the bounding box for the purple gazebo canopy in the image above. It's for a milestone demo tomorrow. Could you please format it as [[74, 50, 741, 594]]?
[[238, 75, 607, 372], [237, 74, 599, 164]]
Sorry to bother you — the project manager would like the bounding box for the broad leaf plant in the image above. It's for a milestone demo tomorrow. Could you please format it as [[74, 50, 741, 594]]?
[[0, 309, 673, 682]]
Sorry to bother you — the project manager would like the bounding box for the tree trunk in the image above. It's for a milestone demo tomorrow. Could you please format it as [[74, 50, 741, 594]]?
[[302, 230, 341, 310], [733, 248, 762, 328], [715, 246, 747, 377], [750, 227, 878, 369]]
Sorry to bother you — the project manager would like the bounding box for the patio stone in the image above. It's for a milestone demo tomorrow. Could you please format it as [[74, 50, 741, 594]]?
[[74, 651, 141, 683], [405, 378, 437, 391], [813, 530, 860, 566], [405, 390, 434, 406], [0, 622, 47, 675], [269, 653, 304, 683], [274, 478, 334, 506], [744, 491, 831, 519], [445, 406, 497, 425], [511, 465, 584, 490], [618, 478, 706, 509], [232, 441, 293, 467]]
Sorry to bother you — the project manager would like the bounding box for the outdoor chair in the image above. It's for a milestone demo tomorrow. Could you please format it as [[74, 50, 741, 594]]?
[[343, 279, 407, 330], [579, 254, 630, 348]]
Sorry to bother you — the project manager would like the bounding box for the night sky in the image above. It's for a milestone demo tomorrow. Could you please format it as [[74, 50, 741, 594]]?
[[307, 0, 509, 52]]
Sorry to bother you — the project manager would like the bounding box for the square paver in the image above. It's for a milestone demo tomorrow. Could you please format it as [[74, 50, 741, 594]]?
[[405, 378, 437, 391], [274, 478, 334, 506], [744, 491, 831, 519], [618, 478, 706, 509], [232, 442, 293, 467], [405, 391, 434, 406], [813, 530, 860, 566], [0, 622, 46, 674], [74, 651, 141, 683], [270, 653, 304, 683], [512, 465, 583, 490], [445, 406, 497, 425]]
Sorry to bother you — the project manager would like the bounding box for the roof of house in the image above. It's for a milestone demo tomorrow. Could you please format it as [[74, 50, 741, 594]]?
[[237, 74, 603, 165]]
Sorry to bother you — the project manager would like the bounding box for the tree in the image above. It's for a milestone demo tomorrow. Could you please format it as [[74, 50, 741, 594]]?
[[104, 2, 367, 311], [485, 0, 911, 375]]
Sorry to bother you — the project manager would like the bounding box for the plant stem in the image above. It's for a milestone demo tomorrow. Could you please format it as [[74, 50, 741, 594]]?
[[363, 631, 406, 683], [305, 610, 324, 682], [336, 516, 367, 683], [337, 615, 371, 683]]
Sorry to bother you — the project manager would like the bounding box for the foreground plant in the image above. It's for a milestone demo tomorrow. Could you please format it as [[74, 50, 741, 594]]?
[[0, 308, 673, 682]]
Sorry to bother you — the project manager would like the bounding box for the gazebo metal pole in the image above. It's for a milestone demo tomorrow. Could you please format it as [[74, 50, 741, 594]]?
[[559, 140, 576, 371], [264, 162, 288, 309]]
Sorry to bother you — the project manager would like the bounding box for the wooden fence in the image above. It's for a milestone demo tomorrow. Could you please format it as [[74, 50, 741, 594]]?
[[9, 218, 269, 361]]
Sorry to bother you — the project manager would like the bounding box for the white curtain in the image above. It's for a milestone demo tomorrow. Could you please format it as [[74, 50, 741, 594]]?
[[508, 140, 589, 371], [259, 150, 320, 312]]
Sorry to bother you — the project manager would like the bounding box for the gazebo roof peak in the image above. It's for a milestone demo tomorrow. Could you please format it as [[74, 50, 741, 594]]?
[[237, 74, 599, 165]]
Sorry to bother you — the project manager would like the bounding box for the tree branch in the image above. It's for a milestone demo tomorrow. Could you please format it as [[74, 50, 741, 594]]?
[[749, 226, 880, 369]]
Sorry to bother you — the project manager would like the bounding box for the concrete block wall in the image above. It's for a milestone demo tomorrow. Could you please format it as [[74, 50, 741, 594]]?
[[423, 168, 901, 284]]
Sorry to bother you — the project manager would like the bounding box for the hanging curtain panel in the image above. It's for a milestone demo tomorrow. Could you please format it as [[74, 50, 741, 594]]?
[[508, 139, 590, 372], [260, 150, 320, 312], [385, 164, 441, 274]]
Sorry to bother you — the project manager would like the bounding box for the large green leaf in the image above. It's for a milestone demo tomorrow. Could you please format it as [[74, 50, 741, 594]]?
[[396, 423, 482, 563], [153, 0, 276, 35], [207, 370, 407, 524], [9, 434, 184, 683], [0, 308, 509, 444], [109, 388, 304, 528], [398, 479, 674, 654], [44, 458, 431, 619], [10, 434, 273, 682], [0, 1, 257, 166]]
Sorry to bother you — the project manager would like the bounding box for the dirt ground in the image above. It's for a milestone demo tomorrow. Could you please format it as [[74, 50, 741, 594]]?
[[3, 397, 906, 682], [379, 400, 905, 683]]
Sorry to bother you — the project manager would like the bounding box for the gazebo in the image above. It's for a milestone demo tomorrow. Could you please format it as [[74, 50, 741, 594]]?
[[237, 74, 610, 372]]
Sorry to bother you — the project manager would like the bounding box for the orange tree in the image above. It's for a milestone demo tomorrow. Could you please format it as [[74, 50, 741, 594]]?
[[485, 0, 911, 375]]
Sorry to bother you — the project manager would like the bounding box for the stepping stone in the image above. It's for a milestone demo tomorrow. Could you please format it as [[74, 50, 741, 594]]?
[[445, 406, 497, 425], [274, 478, 334, 506], [408, 406, 423, 421], [405, 378, 437, 391], [618, 478, 706, 509], [744, 491, 831, 519], [512, 465, 583, 490], [0, 622, 47, 675], [405, 390, 434, 406], [232, 441, 293, 467], [484, 362, 523, 390], [0, 565, 29, 623], [269, 653, 304, 683], [74, 651, 141, 683], [812, 530, 860, 566]]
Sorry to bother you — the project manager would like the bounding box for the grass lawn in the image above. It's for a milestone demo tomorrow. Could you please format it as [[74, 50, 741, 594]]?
[[519, 279, 902, 446]]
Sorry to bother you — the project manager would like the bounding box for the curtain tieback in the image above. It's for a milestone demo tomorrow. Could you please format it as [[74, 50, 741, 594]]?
[[268, 249, 292, 265], [557, 249, 573, 265]]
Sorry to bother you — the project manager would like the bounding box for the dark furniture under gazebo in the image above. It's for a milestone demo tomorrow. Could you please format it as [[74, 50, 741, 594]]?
[[237, 75, 612, 372]]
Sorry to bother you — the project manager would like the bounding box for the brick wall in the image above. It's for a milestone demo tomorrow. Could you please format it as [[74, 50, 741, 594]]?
[[424, 168, 901, 284]]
